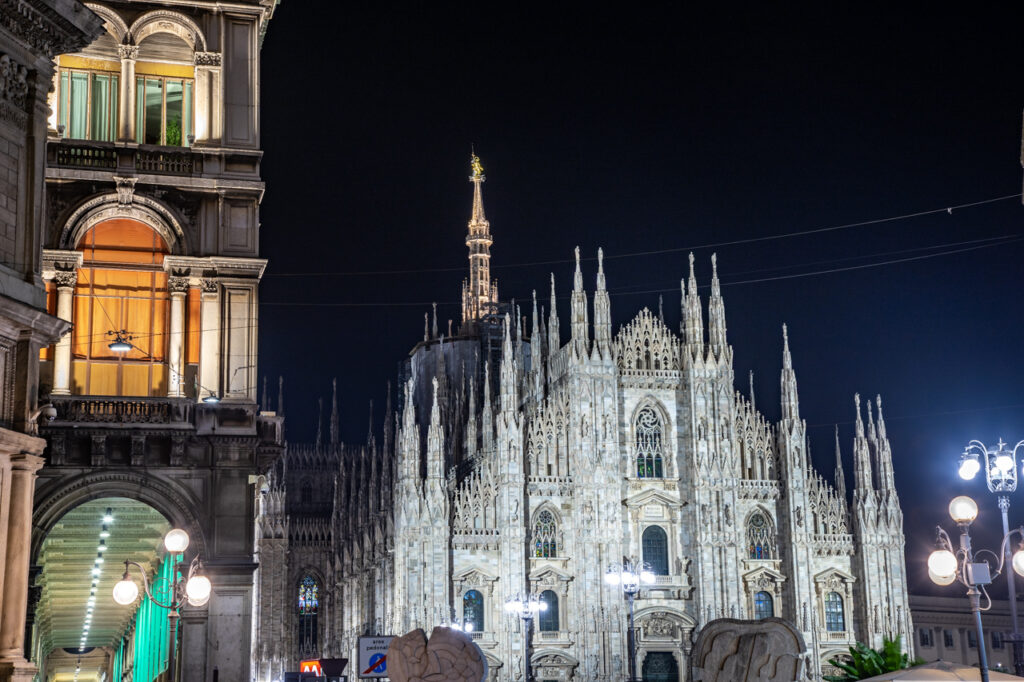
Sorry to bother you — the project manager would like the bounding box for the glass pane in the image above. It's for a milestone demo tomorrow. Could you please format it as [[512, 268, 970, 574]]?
[[90, 74, 109, 141], [69, 72, 88, 139], [135, 77, 145, 143], [183, 81, 193, 146], [144, 78, 162, 145], [165, 80, 183, 146], [111, 75, 118, 139]]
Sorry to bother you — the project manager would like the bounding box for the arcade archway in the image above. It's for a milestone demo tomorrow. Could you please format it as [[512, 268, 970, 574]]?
[[31, 497, 171, 681]]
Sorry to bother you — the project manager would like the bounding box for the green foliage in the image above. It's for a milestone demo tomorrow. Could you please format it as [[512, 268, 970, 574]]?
[[823, 635, 923, 682], [165, 118, 182, 146]]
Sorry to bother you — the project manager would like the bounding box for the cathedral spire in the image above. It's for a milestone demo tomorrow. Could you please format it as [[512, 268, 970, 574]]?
[[853, 393, 874, 492], [432, 302, 438, 339], [482, 360, 493, 451], [593, 248, 612, 353], [548, 274, 560, 356], [875, 395, 896, 491], [500, 313, 518, 412], [315, 397, 323, 450], [749, 370, 756, 411], [683, 252, 704, 349], [707, 253, 728, 353], [261, 375, 267, 410], [780, 324, 800, 422], [834, 424, 847, 502], [277, 376, 284, 416], [330, 378, 339, 446], [461, 153, 496, 325], [570, 246, 590, 350], [531, 289, 539, 342]]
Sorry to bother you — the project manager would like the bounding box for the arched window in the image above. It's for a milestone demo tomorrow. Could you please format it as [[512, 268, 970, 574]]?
[[539, 590, 559, 632], [463, 590, 484, 632], [533, 510, 557, 558], [642, 525, 669, 576], [747, 511, 775, 560], [825, 592, 845, 632], [635, 407, 664, 478], [753, 591, 773, 620], [298, 575, 319, 656]]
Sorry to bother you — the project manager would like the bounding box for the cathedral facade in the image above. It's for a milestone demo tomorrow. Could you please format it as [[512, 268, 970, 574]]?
[[253, 158, 912, 682]]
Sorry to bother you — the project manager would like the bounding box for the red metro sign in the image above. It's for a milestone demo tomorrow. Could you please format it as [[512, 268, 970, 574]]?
[[299, 660, 323, 676]]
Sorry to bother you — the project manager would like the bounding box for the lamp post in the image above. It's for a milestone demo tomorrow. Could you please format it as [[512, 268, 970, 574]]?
[[504, 592, 547, 682], [928, 495, 1024, 682], [605, 559, 655, 682], [111, 528, 212, 682], [959, 438, 1024, 676]]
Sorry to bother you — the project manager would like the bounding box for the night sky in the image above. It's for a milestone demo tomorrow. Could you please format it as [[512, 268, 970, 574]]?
[[256, 4, 1024, 595]]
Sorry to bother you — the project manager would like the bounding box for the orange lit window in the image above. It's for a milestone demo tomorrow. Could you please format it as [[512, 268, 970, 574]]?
[[71, 219, 169, 396]]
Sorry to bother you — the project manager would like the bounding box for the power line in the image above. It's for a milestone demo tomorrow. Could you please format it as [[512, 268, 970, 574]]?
[[262, 192, 1023, 278]]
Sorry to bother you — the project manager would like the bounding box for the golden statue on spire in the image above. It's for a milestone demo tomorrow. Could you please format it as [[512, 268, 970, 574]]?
[[470, 153, 485, 181]]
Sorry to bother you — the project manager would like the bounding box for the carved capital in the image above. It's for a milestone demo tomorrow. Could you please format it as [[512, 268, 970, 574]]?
[[168, 276, 190, 294], [118, 44, 139, 60], [193, 51, 221, 67], [200, 278, 218, 293], [53, 269, 77, 289]]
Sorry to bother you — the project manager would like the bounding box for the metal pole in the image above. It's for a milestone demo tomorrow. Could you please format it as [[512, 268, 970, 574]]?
[[166, 608, 179, 682], [969, 588, 990, 682], [523, 614, 532, 682], [627, 591, 637, 682], [998, 496, 1024, 675]]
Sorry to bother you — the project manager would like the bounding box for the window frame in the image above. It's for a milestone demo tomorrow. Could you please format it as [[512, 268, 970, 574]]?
[[57, 66, 120, 142], [538, 590, 559, 632], [823, 591, 845, 632], [753, 590, 773, 619], [135, 73, 195, 147], [642, 525, 670, 576], [919, 628, 933, 648], [463, 589, 485, 633], [634, 405, 665, 478]]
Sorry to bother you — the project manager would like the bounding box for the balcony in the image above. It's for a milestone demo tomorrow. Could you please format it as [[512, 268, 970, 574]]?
[[48, 395, 195, 427], [46, 139, 262, 181]]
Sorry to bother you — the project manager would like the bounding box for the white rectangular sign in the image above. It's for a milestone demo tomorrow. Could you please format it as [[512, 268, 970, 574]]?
[[357, 636, 394, 679]]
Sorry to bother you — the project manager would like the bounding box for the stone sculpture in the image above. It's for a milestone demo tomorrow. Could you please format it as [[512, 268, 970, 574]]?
[[691, 617, 806, 682], [386, 627, 487, 682]]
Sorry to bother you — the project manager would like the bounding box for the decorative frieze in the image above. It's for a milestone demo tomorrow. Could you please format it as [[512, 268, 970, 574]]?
[[193, 51, 221, 67]]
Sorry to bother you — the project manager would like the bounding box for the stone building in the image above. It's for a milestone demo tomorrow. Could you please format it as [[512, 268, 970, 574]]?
[[254, 156, 914, 681], [0, 2, 103, 680], [910, 594, 1018, 673], [20, 1, 284, 680]]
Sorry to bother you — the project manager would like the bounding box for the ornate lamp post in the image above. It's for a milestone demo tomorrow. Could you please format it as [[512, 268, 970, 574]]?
[[928, 495, 1024, 682], [959, 438, 1024, 676], [111, 528, 212, 682], [605, 559, 655, 682], [504, 592, 547, 682]]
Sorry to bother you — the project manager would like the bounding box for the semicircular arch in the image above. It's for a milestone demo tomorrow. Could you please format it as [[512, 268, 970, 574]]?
[[83, 3, 129, 42], [59, 192, 188, 254], [129, 9, 207, 52], [633, 605, 697, 629], [32, 470, 207, 563]]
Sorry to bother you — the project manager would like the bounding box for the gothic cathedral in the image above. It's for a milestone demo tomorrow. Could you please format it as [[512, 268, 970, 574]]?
[[253, 157, 911, 682]]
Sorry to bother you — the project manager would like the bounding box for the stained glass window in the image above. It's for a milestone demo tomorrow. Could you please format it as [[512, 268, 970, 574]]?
[[824, 591, 845, 632], [754, 591, 773, 619], [533, 510, 557, 558], [642, 525, 669, 575], [298, 575, 319, 656], [747, 511, 775, 560], [463, 590, 484, 632], [635, 407, 664, 478]]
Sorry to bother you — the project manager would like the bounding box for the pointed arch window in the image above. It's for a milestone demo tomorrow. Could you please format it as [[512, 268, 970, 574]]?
[[539, 590, 559, 632], [533, 510, 557, 558], [747, 511, 775, 560], [298, 575, 319, 656], [824, 592, 845, 632], [635, 407, 664, 478], [642, 525, 669, 576], [754, 591, 773, 619], [463, 590, 484, 632]]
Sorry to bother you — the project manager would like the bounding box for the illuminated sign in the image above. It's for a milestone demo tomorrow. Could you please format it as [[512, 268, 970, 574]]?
[[300, 659, 323, 676]]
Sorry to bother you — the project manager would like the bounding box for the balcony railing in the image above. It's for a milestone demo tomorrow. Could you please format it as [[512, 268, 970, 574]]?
[[48, 140, 202, 176], [56, 143, 117, 169], [49, 395, 195, 426]]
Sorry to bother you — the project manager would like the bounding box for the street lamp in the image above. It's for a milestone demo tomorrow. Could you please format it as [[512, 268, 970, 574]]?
[[504, 593, 547, 681], [112, 528, 211, 682], [958, 438, 1024, 675], [605, 559, 655, 682], [928, 495, 1024, 682]]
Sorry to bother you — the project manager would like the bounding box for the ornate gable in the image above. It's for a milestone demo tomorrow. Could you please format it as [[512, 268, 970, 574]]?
[[615, 308, 681, 373]]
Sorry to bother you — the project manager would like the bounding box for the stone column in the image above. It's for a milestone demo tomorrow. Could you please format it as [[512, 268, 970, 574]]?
[[50, 269, 76, 396], [117, 45, 138, 142], [0, 455, 12, 630], [193, 53, 222, 145], [167, 276, 188, 398], [0, 448, 45, 682], [198, 279, 220, 401]]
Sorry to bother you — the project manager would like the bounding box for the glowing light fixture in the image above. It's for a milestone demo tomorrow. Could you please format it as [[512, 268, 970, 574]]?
[[949, 496, 979, 524], [163, 528, 190, 553], [106, 330, 133, 352], [103, 509, 113, 524], [958, 456, 980, 480], [185, 574, 212, 606], [202, 393, 220, 404], [112, 574, 139, 605]]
